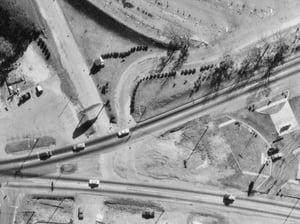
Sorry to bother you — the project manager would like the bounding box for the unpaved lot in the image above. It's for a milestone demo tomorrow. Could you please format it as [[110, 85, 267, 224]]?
[[0, 44, 80, 158], [15, 195, 74, 224]]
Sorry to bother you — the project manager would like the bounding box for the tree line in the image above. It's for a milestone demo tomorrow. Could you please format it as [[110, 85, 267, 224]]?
[[0, 4, 39, 85]]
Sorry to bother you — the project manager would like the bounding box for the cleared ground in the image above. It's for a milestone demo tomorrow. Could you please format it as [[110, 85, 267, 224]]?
[[15, 195, 74, 224], [0, 43, 80, 159]]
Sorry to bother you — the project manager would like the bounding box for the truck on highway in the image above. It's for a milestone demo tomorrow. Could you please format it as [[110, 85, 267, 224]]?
[[223, 194, 235, 206], [38, 151, 52, 161], [117, 128, 130, 138], [72, 142, 85, 153], [88, 179, 100, 189]]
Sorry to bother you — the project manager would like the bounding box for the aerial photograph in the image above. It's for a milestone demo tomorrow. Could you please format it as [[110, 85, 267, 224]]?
[[1, 0, 300, 223]]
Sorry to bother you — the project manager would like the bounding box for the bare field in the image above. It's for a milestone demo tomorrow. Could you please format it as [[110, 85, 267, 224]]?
[[99, 114, 274, 192], [15, 195, 74, 224]]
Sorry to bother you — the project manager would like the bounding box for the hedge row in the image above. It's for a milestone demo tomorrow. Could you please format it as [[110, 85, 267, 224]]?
[[37, 38, 50, 60], [101, 45, 148, 60]]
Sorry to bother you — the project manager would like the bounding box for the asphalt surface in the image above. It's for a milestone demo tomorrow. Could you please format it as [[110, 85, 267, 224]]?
[[1, 56, 300, 173], [34, 0, 110, 135], [4, 178, 300, 221]]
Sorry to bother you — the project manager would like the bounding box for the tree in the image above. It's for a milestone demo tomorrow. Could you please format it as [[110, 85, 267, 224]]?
[[0, 37, 14, 61]]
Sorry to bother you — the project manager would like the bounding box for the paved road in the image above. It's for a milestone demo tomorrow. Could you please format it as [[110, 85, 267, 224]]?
[[4, 178, 300, 221], [34, 0, 110, 135], [0, 189, 20, 224], [1, 56, 300, 172]]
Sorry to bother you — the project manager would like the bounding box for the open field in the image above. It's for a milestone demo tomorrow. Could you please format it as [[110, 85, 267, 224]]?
[[0, 43, 80, 160], [15, 195, 74, 224]]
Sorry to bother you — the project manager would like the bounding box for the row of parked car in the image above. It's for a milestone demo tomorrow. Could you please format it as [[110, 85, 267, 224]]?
[[101, 45, 148, 60], [17, 84, 43, 107], [180, 68, 196, 75], [37, 38, 51, 60]]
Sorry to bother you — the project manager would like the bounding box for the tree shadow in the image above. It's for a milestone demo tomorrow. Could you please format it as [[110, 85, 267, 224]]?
[[64, 0, 158, 47], [72, 117, 97, 139]]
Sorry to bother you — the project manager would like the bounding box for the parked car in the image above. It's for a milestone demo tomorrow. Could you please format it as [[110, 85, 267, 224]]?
[[78, 207, 84, 220], [38, 151, 52, 161], [17, 92, 31, 106], [142, 210, 155, 219], [270, 152, 283, 162], [35, 84, 43, 97], [267, 147, 279, 156], [72, 142, 85, 153]]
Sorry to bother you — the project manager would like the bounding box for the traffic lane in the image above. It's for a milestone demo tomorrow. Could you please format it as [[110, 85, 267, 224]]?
[[1, 56, 300, 173], [1, 62, 299, 173], [5, 182, 300, 221], [0, 133, 116, 166]]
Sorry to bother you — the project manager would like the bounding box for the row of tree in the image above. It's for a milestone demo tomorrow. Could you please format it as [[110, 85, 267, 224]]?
[[101, 45, 148, 60], [130, 71, 177, 113]]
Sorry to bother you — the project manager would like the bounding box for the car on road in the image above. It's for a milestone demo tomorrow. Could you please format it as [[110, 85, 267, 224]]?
[[78, 207, 84, 220], [35, 84, 43, 97], [38, 151, 52, 161], [223, 194, 235, 206], [117, 128, 130, 138], [17, 92, 31, 106], [88, 179, 100, 189], [267, 147, 279, 156], [72, 142, 85, 153], [270, 152, 283, 162]]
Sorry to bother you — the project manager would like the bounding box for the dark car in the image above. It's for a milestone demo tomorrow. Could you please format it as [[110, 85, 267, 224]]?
[[78, 207, 84, 220], [38, 151, 52, 161], [142, 210, 155, 219], [17, 92, 31, 106], [267, 147, 279, 156]]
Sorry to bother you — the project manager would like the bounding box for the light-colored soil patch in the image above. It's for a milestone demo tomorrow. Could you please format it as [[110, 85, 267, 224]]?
[[271, 101, 300, 136], [107, 116, 270, 191], [11, 44, 53, 83], [5, 136, 56, 154], [15, 195, 74, 224]]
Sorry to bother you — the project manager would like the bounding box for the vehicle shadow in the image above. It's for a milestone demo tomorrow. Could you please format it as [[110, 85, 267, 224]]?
[[72, 117, 97, 139]]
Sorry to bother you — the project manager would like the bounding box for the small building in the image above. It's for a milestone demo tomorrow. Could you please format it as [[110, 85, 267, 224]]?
[[90, 56, 105, 75], [94, 56, 104, 67]]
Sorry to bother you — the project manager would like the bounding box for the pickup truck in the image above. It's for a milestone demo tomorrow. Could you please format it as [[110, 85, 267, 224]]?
[[38, 151, 52, 161], [88, 179, 100, 189], [72, 142, 85, 153], [117, 128, 130, 138]]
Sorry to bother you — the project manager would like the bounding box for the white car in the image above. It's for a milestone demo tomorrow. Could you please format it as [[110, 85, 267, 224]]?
[[35, 84, 43, 97], [72, 142, 85, 152], [270, 152, 283, 162], [117, 128, 130, 138], [88, 179, 100, 189]]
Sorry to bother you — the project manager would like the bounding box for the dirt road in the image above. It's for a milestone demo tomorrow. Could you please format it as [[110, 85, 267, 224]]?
[[34, 0, 110, 136]]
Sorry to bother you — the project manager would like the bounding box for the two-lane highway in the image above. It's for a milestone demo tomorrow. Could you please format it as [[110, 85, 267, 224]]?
[[1, 55, 300, 172], [4, 178, 300, 222]]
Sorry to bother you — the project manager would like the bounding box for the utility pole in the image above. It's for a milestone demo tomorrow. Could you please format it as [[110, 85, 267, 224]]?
[[277, 191, 300, 224], [184, 125, 209, 168], [58, 96, 72, 118], [16, 138, 39, 176]]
